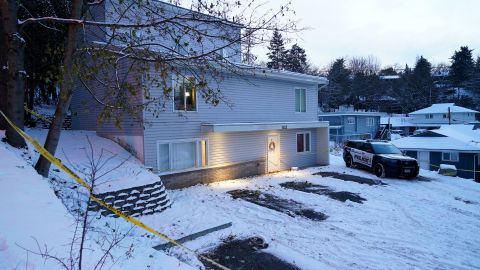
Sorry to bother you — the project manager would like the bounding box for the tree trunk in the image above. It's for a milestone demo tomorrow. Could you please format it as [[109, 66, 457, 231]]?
[[0, 9, 7, 130], [35, 0, 83, 177], [0, 0, 26, 147]]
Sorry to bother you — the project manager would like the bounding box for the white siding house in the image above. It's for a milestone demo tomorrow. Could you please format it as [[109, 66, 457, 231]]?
[[71, 1, 330, 188]]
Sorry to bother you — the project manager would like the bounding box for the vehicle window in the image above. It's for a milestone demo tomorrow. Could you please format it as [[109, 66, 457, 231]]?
[[358, 143, 373, 153], [371, 143, 402, 154]]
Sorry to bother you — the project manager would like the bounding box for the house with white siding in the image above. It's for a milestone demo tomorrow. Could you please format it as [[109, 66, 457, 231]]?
[[71, 1, 330, 189], [381, 103, 479, 135]]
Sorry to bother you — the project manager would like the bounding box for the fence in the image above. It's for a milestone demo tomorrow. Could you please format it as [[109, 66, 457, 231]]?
[[329, 133, 372, 145]]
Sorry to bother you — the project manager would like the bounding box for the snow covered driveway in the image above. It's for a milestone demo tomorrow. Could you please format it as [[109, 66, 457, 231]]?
[[142, 155, 480, 270]]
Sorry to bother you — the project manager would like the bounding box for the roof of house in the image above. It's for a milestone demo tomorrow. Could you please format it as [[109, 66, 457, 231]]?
[[409, 103, 479, 115], [319, 111, 382, 117], [235, 64, 328, 84], [392, 125, 480, 152]]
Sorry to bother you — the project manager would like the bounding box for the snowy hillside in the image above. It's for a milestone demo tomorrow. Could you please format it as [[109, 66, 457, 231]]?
[[0, 130, 191, 270]]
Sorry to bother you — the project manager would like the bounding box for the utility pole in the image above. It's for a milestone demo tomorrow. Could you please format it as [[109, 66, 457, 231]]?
[[448, 106, 451, 125]]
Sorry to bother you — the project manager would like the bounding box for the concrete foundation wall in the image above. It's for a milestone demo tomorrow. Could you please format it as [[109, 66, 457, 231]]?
[[161, 159, 266, 189]]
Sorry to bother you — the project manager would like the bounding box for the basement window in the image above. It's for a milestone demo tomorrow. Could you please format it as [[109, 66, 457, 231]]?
[[157, 139, 208, 172], [442, 152, 459, 162]]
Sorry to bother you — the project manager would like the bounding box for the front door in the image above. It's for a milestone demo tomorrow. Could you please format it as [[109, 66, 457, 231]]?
[[267, 135, 280, 173], [418, 151, 430, 170]]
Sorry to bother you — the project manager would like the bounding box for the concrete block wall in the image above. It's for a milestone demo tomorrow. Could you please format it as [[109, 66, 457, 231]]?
[[161, 159, 266, 189], [88, 180, 170, 217]]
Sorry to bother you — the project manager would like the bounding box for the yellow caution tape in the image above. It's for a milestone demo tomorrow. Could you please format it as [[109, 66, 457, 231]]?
[[0, 110, 230, 270], [24, 105, 52, 124], [430, 164, 480, 173]]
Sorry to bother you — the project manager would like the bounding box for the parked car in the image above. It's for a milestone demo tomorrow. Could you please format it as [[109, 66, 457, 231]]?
[[343, 140, 419, 179]]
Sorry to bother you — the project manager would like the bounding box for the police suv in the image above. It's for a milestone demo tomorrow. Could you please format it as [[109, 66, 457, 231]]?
[[343, 140, 419, 178]]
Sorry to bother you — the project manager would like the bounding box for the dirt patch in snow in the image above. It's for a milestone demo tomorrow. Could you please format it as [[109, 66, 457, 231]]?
[[454, 197, 478, 205], [280, 181, 366, 204], [228, 189, 328, 221], [199, 236, 300, 270], [313, 171, 386, 186]]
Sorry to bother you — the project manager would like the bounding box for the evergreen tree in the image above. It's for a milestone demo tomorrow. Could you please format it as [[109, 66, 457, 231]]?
[[323, 58, 351, 109], [409, 56, 434, 109], [450, 46, 475, 86], [266, 29, 287, 69], [284, 43, 308, 73]]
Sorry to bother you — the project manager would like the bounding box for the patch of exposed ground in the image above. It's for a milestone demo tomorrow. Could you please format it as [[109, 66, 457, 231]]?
[[313, 171, 386, 185], [228, 189, 328, 221], [199, 236, 300, 270], [455, 197, 478, 205], [280, 181, 366, 204]]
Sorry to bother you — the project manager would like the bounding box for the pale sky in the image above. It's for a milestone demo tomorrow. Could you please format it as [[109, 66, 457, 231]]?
[[253, 0, 480, 69]]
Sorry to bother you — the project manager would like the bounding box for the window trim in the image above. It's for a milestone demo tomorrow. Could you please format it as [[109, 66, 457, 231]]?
[[366, 117, 374, 126], [172, 75, 198, 113], [346, 116, 355, 125], [294, 87, 307, 113], [442, 151, 459, 162], [296, 131, 312, 153], [156, 138, 209, 174]]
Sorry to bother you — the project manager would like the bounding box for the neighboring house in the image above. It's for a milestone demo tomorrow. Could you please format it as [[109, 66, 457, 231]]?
[[319, 106, 381, 143], [381, 103, 479, 135], [71, 1, 330, 189], [392, 125, 480, 181]]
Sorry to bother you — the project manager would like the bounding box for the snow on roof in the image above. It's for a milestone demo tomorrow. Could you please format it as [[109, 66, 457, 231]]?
[[392, 125, 480, 152], [409, 103, 479, 115], [379, 75, 400, 80], [319, 111, 382, 117]]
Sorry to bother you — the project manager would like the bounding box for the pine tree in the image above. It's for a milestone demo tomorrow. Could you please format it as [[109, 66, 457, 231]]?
[[450, 46, 475, 86], [409, 56, 434, 109], [284, 43, 307, 73], [323, 58, 351, 109], [266, 29, 286, 69]]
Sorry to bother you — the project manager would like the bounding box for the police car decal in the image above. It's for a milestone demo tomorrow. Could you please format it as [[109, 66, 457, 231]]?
[[348, 147, 373, 167]]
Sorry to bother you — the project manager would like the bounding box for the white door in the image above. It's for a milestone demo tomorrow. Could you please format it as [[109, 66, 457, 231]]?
[[267, 135, 280, 173], [418, 151, 430, 170]]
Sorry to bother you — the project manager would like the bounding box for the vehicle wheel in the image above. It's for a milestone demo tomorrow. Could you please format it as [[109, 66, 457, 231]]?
[[345, 155, 353, 168], [374, 163, 386, 178]]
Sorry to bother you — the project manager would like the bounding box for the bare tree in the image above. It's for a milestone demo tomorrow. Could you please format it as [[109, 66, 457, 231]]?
[[348, 55, 381, 76], [21, 135, 136, 270], [7, 0, 298, 177]]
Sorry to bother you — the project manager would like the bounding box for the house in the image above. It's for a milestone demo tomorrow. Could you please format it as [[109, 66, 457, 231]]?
[[381, 103, 479, 135], [319, 106, 381, 143], [392, 125, 480, 181], [71, 1, 330, 189]]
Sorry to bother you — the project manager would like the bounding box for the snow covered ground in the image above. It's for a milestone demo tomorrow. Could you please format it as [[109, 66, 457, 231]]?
[[142, 155, 480, 270], [1, 129, 480, 269]]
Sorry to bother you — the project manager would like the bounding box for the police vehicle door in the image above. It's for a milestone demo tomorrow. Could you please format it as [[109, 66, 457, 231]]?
[[351, 143, 374, 167]]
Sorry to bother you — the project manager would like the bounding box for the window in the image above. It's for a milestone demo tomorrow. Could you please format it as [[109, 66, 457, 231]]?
[[174, 76, 196, 111], [295, 88, 306, 112], [347, 117, 355, 125], [157, 139, 208, 172], [366, 117, 374, 126], [426, 114, 433, 119], [442, 152, 459, 162], [443, 114, 447, 118], [296, 132, 311, 153]]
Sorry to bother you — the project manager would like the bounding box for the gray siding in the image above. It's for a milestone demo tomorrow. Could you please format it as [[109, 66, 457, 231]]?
[[86, 1, 242, 63], [71, 57, 144, 136], [143, 70, 321, 171]]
